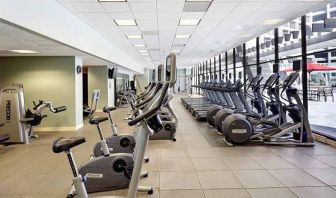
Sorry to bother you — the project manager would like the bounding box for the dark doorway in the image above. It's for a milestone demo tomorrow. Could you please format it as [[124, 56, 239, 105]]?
[[83, 66, 88, 106]]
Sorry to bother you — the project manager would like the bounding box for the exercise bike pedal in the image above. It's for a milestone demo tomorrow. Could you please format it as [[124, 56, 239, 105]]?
[[66, 194, 74, 198], [148, 188, 154, 195]]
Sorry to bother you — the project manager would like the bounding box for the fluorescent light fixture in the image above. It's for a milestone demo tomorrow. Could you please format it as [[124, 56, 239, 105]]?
[[98, 0, 127, 2], [134, 44, 145, 47], [138, 50, 148, 53], [262, 19, 284, 25], [141, 53, 150, 56], [175, 34, 190, 39], [127, 35, 142, 39], [241, 34, 252, 37], [9, 50, 39, 54], [179, 19, 200, 26], [171, 49, 181, 54], [114, 19, 136, 26], [185, 0, 212, 1]]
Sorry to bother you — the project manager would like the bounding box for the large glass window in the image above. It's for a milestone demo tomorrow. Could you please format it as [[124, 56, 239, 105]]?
[[305, 4, 336, 129]]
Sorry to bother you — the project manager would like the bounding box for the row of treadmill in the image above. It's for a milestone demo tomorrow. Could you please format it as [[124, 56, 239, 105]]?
[[181, 71, 315, 146]]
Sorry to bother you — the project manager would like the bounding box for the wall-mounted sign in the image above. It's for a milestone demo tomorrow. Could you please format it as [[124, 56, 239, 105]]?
[[76, 65, 82, 74]]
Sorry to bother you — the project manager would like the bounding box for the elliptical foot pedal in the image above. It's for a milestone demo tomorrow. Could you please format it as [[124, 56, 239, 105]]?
[[216, 130, 223, 136], [222, 138, 233, 147]]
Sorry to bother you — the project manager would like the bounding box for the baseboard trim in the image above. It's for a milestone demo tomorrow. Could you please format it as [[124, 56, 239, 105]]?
[[34, 127, 77, 132]]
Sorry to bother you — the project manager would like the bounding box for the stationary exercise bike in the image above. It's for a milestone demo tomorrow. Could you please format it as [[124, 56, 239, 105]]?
[[62, 115, 152, 197], [53, 79, 172, 198], [92, 106, 137, 157]]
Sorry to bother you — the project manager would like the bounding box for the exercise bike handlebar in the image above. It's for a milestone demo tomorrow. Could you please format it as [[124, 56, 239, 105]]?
[[34, 101, 67, 114]]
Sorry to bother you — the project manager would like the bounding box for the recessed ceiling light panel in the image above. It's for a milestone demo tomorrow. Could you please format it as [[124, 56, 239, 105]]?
[[9, 50, 39, 54], [179, 19, 201, 26], [262, 19, 284, 25], [114, 19, 136, 26], [127, 35, 142, 39], [176, 34, 190, 39], [134, 44, 146, 47], [183, 1, 212, 12]]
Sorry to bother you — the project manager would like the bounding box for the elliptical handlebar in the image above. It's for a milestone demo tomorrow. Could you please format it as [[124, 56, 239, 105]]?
[[128, 83, 169, 126]]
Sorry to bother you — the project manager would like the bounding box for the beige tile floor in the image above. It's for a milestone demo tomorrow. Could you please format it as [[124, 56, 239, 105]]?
[[1, 95, 336, 198]]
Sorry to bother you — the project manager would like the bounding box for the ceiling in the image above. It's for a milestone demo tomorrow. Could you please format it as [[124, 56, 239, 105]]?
[[0, 20, 126, 67], [56, 0, 333, 68]]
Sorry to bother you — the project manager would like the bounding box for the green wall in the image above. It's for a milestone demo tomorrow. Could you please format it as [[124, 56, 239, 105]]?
[[88, 66, 108, 111], [0, 56, 80, 130]]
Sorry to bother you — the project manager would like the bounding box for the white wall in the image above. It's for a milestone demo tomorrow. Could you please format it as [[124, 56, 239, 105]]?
[[75, 57, 83, 129]]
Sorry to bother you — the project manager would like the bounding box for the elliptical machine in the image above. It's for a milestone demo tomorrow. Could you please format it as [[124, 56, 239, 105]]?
[[222, 72, 315, 146]]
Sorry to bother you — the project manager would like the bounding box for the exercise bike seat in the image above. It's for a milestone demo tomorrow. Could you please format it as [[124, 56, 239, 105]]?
[[52, 136, 86, 153], [89, 116, 109, 125], [103, 106, 116, 113], [0, 134, 10, 143]]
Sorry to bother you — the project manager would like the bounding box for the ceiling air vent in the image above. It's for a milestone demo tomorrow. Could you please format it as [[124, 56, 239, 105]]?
[[183, 1, 212, 12]]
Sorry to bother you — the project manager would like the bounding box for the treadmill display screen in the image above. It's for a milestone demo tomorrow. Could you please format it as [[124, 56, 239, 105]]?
[[293, 60, 301, 71], [166, 56, 171, 81]]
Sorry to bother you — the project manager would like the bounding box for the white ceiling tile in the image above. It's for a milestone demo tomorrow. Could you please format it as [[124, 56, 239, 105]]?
[[137, 20, 157, 26], [203, 12, 229, 20], [100, 2, 131, 12], [180, 12, 205, 19], [119, 26, 140, 32], [129, 3, 156, 13], [158, 12, 181, 20], [72, 3, 105, 12], [109, 12, 134, 19], [157, 2, 184, 13], [81, 12, 111, 20], [207, 2, 239, 12], [158, 19, 179, 26], [235, 1, 266, 12], [133, 12, 157, 20], [60, 3, 78, 12], [159, 26, 177, 31], [259, 2, 291, 12]]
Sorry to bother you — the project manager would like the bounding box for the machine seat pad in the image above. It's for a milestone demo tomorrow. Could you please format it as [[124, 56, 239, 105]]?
[[103, 106, 116, 113], [0, 134, 10, 143], [89, 116, 109, 125], [52, 136, 85, 153]]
